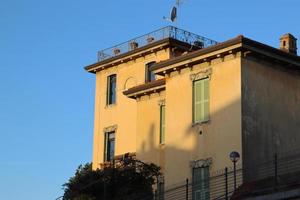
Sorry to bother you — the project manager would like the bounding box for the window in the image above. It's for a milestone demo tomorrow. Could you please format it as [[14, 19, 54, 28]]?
[[158, 181, 165, 200], [104, 131, 115, 162], [145, 61, 156, 82], [160, 105, 166, 144], [192, 167, 210, 200], [193, 78, 209, 123], [107, 74, 116, 105]]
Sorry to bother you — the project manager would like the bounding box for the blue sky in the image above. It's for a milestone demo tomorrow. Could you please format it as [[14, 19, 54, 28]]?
[[0, 0, 299, 199]]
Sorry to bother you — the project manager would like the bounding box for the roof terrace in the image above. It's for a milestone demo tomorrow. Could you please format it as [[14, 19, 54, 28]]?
[[97, 26, 218, 62]]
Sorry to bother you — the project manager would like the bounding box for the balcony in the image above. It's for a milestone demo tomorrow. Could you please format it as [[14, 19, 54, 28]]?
[[97, 26, 218, 62]]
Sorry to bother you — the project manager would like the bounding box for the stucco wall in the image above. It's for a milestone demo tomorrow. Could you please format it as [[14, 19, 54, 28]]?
[[92, 48, 243, 187], [136, 92, 166, 169], [146, 55, 243, 186], [241, 57, 300, 181], [92, 49, 170, 169]]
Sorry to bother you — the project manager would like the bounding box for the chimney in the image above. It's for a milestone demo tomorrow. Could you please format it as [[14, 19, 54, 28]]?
[[280, 33, 297, 55]]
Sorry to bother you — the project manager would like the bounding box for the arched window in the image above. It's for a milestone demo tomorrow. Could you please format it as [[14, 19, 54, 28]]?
[[145, 61, 156, 82]]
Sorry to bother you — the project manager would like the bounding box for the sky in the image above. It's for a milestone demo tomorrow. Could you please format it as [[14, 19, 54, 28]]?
[[0, 0, 299, 199]]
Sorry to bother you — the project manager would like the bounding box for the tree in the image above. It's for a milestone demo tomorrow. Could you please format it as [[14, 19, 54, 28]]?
[[62, 157, 161, 200]]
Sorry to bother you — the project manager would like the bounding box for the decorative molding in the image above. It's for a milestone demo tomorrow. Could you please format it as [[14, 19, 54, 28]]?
[[103, 125, 118, 133], [158, 99, 166, 106], [123, 76, 137, 90], [190, 67, 212, 81], [190, 158, 213, 168]]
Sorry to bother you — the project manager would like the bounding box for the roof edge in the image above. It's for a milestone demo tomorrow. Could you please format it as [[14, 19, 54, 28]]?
[[150, 35, 300, 72], [84, 38, 198, 73], [123, 78, 166, 99]]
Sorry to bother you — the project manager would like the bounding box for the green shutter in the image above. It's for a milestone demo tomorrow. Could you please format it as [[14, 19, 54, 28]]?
[[194, 80, 202, 123], [160, 105, 165, 144], [203, 79, 209, 121], [193, 167, 210, 200], [193, 78, 209, 123]]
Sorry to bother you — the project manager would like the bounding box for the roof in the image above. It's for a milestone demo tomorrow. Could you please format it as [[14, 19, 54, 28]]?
[[87, 34, 300, 100], [85, 26, 218, 73], [150, 35, 300, 73], [123, 78, 166, 99], [85, 38, 199, 73]]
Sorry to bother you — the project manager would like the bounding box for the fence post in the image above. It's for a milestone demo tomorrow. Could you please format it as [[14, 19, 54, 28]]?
[[186, 178, 189, 200], [274, 153, 278, 188], [225, 167, 228, 200]]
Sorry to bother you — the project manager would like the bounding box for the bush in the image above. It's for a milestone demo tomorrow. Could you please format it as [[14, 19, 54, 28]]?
[[63, 157, 161, 200]]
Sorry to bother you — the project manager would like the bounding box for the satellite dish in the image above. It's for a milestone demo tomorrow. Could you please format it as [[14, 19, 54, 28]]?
[[170, 6, 177, 22], [163, 0, 185, 23]]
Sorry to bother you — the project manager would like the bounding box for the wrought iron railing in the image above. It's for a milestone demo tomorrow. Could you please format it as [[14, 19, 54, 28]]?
[[148, 151, 300, 200], [151, 167, 243, 200], [97, 26, 218, 62]]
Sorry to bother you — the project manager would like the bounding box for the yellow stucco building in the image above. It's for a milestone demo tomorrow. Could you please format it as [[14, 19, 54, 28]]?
[[85, 26, 300, 199]]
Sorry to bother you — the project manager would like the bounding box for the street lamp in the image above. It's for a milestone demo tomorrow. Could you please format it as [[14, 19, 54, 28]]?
[[229, 151, 240, 190]]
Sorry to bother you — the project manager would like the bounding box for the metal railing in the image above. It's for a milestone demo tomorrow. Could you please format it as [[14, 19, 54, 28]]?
[[149, 151, 300, 200], [239, 151, 300, 198], [152, 168, 242, 200], [97, 26, 218, 62]]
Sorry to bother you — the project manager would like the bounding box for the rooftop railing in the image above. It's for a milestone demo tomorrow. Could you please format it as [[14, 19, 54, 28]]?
[[97, 26, 218, 62]]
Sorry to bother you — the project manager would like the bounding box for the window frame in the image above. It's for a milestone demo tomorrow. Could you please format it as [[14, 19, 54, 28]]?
[[106, 74, 117, 105], [160, 105, 166, 145], [104, 131, 115, 162], [192, 77, 210, 124], [192, 166, 210, 200], [158, 180, 165, 200], [145, 61, 156, 82]]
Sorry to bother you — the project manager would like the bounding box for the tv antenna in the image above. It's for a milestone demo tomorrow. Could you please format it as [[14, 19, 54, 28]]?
[[163, 0, 185, 23]]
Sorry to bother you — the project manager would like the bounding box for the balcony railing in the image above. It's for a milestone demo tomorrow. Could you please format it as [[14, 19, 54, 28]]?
[[97, 26, 218, 62]]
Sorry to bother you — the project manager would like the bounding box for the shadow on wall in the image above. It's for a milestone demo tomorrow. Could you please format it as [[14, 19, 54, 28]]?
[[136, 86, 300, 195], [136, 97, 242, 185]]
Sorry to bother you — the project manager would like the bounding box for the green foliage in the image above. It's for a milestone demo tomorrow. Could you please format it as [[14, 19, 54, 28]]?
[[63, 158, 161, 200]]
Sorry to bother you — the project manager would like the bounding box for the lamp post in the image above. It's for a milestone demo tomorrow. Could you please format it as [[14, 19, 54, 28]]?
[[229, 151, 240, 190]]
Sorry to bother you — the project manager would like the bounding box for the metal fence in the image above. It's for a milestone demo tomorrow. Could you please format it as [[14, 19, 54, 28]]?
[[149, 167, 243, 200], [97, 26, 218, 61], [149, 151, 300, 200], [237, 151, 300, 199]]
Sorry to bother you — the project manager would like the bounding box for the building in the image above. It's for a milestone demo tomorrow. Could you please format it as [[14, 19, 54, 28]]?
[[85, 26, 300, 199]]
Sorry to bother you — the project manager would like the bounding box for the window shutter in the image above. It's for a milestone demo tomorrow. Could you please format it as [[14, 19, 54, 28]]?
[[194, 80, 203, 123], [193, 78, 209, 123], [160, 105, 166, 144], [203, 79, 209, 121]]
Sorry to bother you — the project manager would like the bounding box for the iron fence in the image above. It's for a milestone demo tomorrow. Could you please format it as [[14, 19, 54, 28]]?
[[97, 26, 218, 61], [237, 151, 300, 199], [150, 151, 300, 200], [152, 167, 242, 200]]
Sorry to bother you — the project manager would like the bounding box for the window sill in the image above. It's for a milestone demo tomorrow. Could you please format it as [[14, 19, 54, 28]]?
[[192, 119, 210, 127], [105, 103, 117, 109], [159, 143, 165, 147]]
